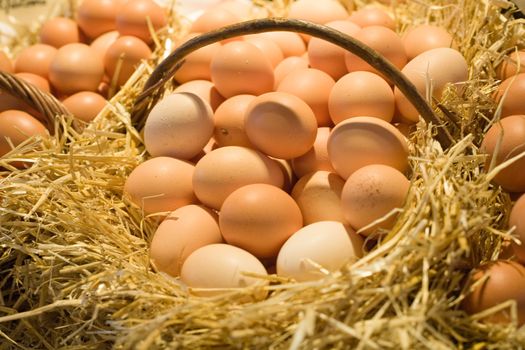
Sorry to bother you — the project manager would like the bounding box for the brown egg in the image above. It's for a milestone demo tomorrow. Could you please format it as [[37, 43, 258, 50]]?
[[402, 24, 454, 61], [498, 50, 525, 80], [291, 171, 347, 225], [210, 0, 255, 20], [49, 43, 104, 95], [144, 92, 214, 160], [273, 56, 309, 89], [173, 80, 225, 111], [252, 32, 306, 58], [149, 205, 223, 277], [345, 26, 407, 76], [104, 36, 152, 87], [329, 71, 394, 124], [192, 146, 284, 209], [327, 116, 409, 179], [0, 110, 48, 157], [62, 91, 107, 122], [0, 50, 13, 73], [245, 36, 284, 68], [173, 33, 221, 83], [495, 74, 525, 118], [349, 7, 396, 30], [291, 127, 334, 178], [277, 68, 335, 127], [39, 17, 80, 48], [510, 194, 525, 263], [116, 0, 167, 44], [272, 157, 296, 193], [210, 41, 274, 98], [14, 44, 57, 80], [480, 115, 525, 192], [0, 73, 51, 115], [462, 260, 525, 326], [181, 243, 268, 299], [190, 7, 242, 41], [213, 94, 255, 147], [341, 164, 410, 235], [90, 31, 120, 60], [307, 20, 361, 80], [220, 183, 303, 258], [123, 156, 197, 215], [77, 0, 119, 39]]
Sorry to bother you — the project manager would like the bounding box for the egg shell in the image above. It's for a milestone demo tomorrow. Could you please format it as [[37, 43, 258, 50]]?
[[104, 35, 152, 87], [345, 26, 407, 76], [252, 32, 306, 58], [480, 115, 525, 192], [494, 74, 525, 118], [181, 243, 268, 299], [0, 110, 48, 157], [276, 221, 363, 281], [192, 146, 284, 209], [328, 71, 394, 124], [0, 73, 50, 115], [149, 204, 223, 277], [77, 0, 118, 39], [277, 68, 335, 127], [90, 31, 120, 61], [272, 157, 296, 193], [498, 51, 525, 80], [349, 7, 396, 30], [190, 7, 242, 42], [462, 260, 525, 325], [291, 127, 334, 178], [273, 56, 309, 89], [0, 50, 13, 73], [62, 91, 107, 122], [341, 164, 410, 235], [394, 47, 468, 122], [173, 80, 225, 111], [213, 94, 255, 148], [116, 0, 167, 44], [14, 44, 57, 80], [510, 194, 525, 263], [402, 24, 454, 61], [49, 43, 104, 95], [245, 91, 318, 159], [219, 183, 303, 258], [245, 35, 284, 68], [327, 116, 409, 179], [291, 171, 347, 225], [39, 17, 80, 48], [124, 156, 197, 215], [210, 41, 274, 98], [173, 33, 221, 83], [307, 20, 361, 80]]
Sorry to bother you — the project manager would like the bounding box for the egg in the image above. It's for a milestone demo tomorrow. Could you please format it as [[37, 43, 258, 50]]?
[[272, 157, 296, 193], [0, 110, 48, 157], [116, 0, 167, 44], [291, 127, 334, 178], [480, 115, 525, 192], [245, 36, 284, 68], [173, 33, 221, 83], [349, 7, 396, 30], [190, 7, 242, 41], [252, 32, 306, 58], [345, 26, 407, 78], [276, 221, 363, 281], [277, 68, 335, 127], [307, 20, 361, 80], [181, 243, 268, 299], [210, 41, 274, 98], [39, 17, 80, 48], [273, 56, 309, 89], [329, 71, 395, 124], [173, 80, 225, 111], [245, 91, 318, 159], [0, 73, 50, 115], [149, 205, 223, 277], [14, 44, 57, 80], [104, 35, 152, 87], [62, 91, 107, 122], [510, 194, 525, 262], [394, 47, 468, 122], [213, 94, 255, 147], [210, 0, 255, 20], [90, 31, 120, 60], [144, 92, 213, 160], [291, 171, 347, 225], [220, 184, 303, 258], [341, 164, 410, 235], [462, 260, 525, 325], [49, 43, 104, 95], [494, 74, 525, 118], [498, 50, 525, 80], [192, 146, 284, 209], [123, 156, 197, 215], [402, 24, 454, 61], [328, 116, 409, 179], [77, 0, 118, 39], [0, 50, 13, 73]]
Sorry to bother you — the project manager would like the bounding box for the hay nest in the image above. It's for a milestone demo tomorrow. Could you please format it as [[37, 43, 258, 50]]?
[[1, 0, 525, 349]]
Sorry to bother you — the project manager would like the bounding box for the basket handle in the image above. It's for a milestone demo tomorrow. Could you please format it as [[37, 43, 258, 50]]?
[[131, 18, 453, 148]]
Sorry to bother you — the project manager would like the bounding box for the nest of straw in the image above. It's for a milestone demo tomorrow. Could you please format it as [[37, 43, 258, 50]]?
[[1, 0, 525, 349]]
